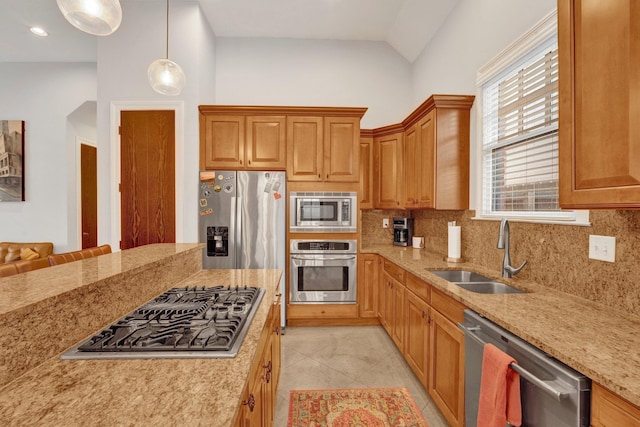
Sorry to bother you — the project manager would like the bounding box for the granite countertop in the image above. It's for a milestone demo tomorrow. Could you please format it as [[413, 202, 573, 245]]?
[[0, 244, 282, 427], [362, 244, 640, 408]]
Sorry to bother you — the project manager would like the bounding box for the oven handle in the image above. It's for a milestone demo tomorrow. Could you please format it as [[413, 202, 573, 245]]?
[[291, 255, 356, 261], [459, 323, 571, 402]]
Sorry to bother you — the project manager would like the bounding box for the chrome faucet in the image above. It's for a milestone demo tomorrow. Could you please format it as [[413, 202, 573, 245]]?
[[497, 218, 527, 278]]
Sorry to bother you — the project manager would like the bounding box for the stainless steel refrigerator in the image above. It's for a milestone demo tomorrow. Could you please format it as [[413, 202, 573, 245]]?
[[198, 170, 286, 331]]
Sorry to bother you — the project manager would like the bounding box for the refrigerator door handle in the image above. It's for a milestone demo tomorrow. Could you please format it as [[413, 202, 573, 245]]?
[[235, 196, 242, 266]]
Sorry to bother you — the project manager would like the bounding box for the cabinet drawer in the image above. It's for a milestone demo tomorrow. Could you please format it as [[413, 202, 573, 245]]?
[[430, 288, 465, 325], [405, 273, 430, 303], [383, 260, 405, 284]]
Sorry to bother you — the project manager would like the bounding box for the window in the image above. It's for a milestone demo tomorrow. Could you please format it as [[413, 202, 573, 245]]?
[[475, 10, 588, 225]]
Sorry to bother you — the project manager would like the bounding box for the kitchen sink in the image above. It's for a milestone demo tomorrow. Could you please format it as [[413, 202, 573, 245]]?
[[428, 269, 526, 294], [455, 281, 524, 294], [429, 270, 493, 283]]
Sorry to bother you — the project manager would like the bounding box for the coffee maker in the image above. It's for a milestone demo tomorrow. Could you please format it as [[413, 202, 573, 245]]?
[[393, 217, 414, 246]]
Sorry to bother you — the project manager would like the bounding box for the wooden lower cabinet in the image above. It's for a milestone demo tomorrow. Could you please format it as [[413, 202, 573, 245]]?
[[235, 294, 281, 427], [358, 254, 379, 318], [592, 383, 640, 427], [376, 260, 465, 427], [405, 290, 430, 388], [391, 279, 406, 351], [429, 309, 465, 427]]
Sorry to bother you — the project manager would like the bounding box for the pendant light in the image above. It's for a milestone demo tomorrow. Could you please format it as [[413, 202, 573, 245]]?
[[148, 0, 186, 96], [56, 0, 122, 36]]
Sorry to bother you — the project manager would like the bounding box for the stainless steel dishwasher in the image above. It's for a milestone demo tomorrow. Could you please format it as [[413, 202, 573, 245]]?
[[460, 310, 591, 427]]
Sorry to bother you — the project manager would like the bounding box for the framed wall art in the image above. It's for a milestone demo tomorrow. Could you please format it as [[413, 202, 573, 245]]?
[[0, 120, 25, 201]]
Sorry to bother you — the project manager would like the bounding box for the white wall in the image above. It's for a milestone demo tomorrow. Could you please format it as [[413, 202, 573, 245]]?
[[0, 62, 96, 252], [96, 0, 216, 248], [410, 0, 556, 206], [214, 38, 412, 129]]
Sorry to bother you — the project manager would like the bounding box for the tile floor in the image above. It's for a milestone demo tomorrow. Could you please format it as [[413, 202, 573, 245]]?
[[274, 325, 449, 427]]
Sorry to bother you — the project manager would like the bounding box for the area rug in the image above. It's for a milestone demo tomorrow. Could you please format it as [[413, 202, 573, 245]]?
[[288, 387, 429, 427]]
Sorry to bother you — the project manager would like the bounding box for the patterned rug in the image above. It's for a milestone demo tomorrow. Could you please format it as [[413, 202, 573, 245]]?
[[288, 387, 429, 427]]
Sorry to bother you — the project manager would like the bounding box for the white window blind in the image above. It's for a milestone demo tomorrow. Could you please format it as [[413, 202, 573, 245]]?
[[481, 38, 573, 219]]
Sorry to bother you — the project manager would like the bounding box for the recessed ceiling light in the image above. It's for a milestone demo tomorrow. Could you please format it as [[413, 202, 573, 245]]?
[[30, 27, 49, 37]]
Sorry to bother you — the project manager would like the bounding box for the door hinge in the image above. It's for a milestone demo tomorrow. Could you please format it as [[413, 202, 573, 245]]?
[[119, 241, 123, 250], [118, 126, 121, 135], [118, 183, 121, 192]]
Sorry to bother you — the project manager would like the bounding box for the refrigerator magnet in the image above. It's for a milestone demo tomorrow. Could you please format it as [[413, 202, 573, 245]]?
[[199, 208, 213, 216], [273, 192, 282, 200], [199, 199, 208, 207]]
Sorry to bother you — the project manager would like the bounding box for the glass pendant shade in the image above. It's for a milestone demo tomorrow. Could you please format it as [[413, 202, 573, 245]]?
[[148, 59, 186, 96], [56, 0, 122, 36]]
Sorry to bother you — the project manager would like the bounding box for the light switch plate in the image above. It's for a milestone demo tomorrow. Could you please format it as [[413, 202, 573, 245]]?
[[589, 235, 616, 262], [382, 218, 389, 229]]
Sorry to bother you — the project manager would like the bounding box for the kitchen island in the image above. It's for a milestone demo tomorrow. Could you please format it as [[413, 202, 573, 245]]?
[[362, 244, 640, 410], [0, 243, 282, 427]]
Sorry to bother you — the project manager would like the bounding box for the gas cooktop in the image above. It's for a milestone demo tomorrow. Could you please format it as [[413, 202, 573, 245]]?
[[61, 285, 264, 360]]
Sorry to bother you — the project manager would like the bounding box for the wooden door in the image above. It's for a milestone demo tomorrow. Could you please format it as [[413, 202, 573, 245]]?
[[417, 110, 435, 208], [286, 116, 323, 181], [374, 131, 403, 209], [200, 115, 245, 169], [358, 253, 379, 318], [380, 272, 394, 334], [429, 309, 465, 427], [246, 116, 286, 170], [120, 110, 175, 250], [391, 278, 406, 351], [559, 0, 640, 208], [324, 116, 360, 182], [403, 123, 419, 207], [405, 291, 430, 388], [359, 135, 374, 209], [80, 143, 97, 249]]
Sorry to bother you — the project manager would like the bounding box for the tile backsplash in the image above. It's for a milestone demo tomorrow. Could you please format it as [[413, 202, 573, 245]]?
[[361, 209, 640, 318]]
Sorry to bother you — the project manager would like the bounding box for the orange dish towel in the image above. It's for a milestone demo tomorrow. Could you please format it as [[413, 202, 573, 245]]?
[[477, 343, 522, 427]]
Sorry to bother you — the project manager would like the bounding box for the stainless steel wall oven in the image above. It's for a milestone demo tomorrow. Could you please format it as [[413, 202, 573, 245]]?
[[290, 239, 357, 304]]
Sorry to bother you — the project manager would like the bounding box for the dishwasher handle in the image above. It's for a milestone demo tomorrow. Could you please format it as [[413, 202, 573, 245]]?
[[459, 323, 571, 402]]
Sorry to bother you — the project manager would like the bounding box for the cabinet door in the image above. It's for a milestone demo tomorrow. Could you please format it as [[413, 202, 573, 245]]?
[[405, 291, 430, 387], [429, 309, 465, 427], [380, 273, 394, 335], [592, 383, 640, 427], [286, 117, 323, 181], [417, 110, 436, 208], [359, 136, 374, 209], [324, 117, 360, 182], [200, 115, 245, 169], [403, 124, 420, 207], [374, 132, 403, 209], [358, 254, 379, 318], [246, 116, 286, 170], [559, 0, 640, 208], [391, 278, 405, 351]]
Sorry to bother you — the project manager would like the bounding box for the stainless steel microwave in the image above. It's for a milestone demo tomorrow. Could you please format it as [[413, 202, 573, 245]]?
[[290, 192, 357, 233]]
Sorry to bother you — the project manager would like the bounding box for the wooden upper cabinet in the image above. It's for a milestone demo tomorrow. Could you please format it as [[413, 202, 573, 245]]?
[[359, 132, 374, 209], [199, 106, 366, 175], [559, 0, 640, 208], [245, 116, 286, 170], [403, 110, 436, 209], [287, 116, 361, 182], [371, 95, 473, 210], [286, 116, 324, 181], [373, 128, 404, 209], [324, 117, 360, 182], [200, 115, 245, 169]]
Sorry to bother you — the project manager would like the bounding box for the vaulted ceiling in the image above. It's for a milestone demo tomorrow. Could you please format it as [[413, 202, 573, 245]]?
[[0, 0, 458, 63]]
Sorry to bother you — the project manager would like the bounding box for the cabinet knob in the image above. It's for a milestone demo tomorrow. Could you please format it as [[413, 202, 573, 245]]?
[[248, 160, 251, 165], [243, 394, 256, 411], [422, 311, 426, 318], [326, 174, 329, 179], [318, 174, 321, 178], [240, 160, 243, 165]]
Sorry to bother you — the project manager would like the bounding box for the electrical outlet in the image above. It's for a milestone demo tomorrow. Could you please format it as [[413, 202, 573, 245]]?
[[589, 235, 616, 262], [382, 218, 389, 229]]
